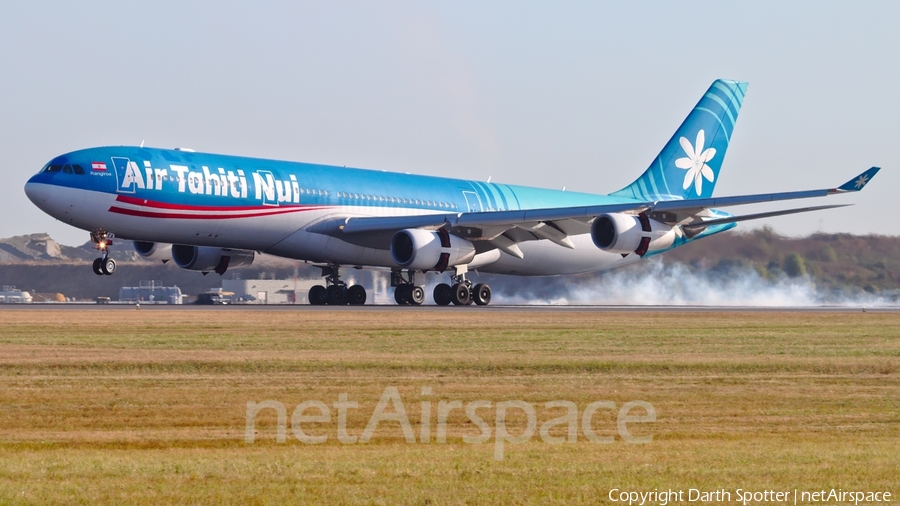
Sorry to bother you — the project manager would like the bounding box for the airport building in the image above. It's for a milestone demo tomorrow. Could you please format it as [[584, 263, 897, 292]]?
[[221, 278, 320, 304], [119, 280, 184, 304], [218, 272, 390, 305], [0, 286, 32, 304]]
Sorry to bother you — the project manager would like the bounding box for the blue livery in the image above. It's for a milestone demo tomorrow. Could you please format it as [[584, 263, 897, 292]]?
[[23, 79, 879, 305]]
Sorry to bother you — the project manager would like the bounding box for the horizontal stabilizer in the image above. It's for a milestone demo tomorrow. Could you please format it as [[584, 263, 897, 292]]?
[[681, 204, 851, 231]]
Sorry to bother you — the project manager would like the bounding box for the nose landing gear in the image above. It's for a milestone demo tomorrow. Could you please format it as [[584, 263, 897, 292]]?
[[90, 231, 116, 276]]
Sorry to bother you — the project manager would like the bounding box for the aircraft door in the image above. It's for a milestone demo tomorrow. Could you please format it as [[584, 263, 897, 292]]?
[[462, 190, 482, 213]]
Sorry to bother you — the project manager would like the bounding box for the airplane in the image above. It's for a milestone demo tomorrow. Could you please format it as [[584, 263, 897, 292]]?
[[24, 79, 879, 306]]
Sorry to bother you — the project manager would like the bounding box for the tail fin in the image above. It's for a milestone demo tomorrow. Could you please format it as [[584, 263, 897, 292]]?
[[611, 79, 749, 201]]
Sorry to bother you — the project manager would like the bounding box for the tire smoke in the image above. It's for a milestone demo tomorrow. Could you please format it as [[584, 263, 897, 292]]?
[[472, 259, 897, 306]]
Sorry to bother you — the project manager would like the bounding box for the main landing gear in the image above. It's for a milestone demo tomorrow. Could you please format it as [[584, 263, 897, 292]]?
[[90, 230, 116, 276], [308, 265, 367, 305], [432, 264, 491, 306], [392, 269, 425, 305], [391, 265, 492, 306]]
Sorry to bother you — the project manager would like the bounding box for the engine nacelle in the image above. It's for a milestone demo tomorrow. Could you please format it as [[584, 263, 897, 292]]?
[[591, 213, 676, 256], [171, 245, 254, 275], [133, 241, 173, 262], [391, 228, 476, 271]]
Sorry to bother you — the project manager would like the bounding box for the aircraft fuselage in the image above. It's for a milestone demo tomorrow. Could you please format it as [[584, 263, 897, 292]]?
[[24, 146, 653, 276]]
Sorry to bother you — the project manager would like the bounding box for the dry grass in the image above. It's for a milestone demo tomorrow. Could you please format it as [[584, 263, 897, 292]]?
[[0, 309, 898, 504]]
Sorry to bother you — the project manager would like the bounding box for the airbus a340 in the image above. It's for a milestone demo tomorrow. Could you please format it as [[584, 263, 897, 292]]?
[[24, 80, 879, 305]]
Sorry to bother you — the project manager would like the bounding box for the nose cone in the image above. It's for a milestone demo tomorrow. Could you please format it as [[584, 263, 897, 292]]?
[[24, 177, 54, 212]]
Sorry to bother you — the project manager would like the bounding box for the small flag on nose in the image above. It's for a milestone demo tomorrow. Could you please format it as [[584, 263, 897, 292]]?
[[91, 162, 107, 171]]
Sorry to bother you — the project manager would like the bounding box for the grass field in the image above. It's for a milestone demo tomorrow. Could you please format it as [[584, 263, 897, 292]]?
[[0, 308, 898, 505]]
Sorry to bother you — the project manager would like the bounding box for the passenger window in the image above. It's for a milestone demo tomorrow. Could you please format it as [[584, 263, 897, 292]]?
[[72, 165, 86, 175]]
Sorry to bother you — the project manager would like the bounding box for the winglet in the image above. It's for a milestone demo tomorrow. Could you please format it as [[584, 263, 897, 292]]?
[[838, 167, 880, 192]]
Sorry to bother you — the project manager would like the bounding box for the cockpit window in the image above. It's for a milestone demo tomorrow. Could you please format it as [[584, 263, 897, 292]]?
[[40, 163, 85, 175]]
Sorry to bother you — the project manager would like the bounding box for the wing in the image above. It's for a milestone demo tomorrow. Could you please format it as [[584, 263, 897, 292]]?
[[329, 167, 880, 257]]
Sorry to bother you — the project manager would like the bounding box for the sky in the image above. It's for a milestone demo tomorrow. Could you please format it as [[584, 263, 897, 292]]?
[[1, 1, 898, 246]]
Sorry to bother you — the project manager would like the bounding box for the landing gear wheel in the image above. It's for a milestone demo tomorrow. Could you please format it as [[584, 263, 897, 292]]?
[[326, 285, 346, 305], [92, 258, 104, 276], [473, 283, 492, 306], [409, 286, 425, 305], [394, 285, 410, 305], [308, 285, 327, 305], [433, 283, 452, 306], [451, 283, 471, 306], [101, 258, 116, 276], [89, 231, 115, 275], [348, 285, 367, 305]]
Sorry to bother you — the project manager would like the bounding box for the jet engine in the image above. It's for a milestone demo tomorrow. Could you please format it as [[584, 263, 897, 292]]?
[[133, 241, 173, 262], [391, 228, 476, 271], [591, 213, 676, 256], [171, 245, 254, 275]]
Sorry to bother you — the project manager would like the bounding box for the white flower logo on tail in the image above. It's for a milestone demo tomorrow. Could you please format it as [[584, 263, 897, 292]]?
[[675, 130, 716, 195]]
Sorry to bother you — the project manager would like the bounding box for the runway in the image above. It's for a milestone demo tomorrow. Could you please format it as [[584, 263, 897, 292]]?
[[0, 303, 897, 312]]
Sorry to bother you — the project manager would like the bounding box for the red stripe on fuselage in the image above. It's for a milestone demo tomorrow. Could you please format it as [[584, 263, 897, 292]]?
[[114, 194, 319, 212]]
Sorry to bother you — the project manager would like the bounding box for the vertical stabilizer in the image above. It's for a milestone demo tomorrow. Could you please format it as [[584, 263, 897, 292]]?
[[611, 79, 748, 201]]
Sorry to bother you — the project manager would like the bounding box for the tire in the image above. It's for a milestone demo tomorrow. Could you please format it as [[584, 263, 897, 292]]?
[[308, 285, 327, 305], [409, 286, 425, 305], [348, 285, 367, 305], [326, 285, 346, 305], [101, 258, 116, 275], [473, 283, 492, 306], [92, 258, 104, 276], [451, 283, 471, 306], [394, 285, 410, 305], [433, 283, 452, 306]]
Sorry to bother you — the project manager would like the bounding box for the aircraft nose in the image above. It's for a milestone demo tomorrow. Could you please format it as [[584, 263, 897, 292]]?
[[24, 178, 50, 205]]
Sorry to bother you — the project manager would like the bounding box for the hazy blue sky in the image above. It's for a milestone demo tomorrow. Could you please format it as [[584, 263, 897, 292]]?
[[2, 1, 898, 246]]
